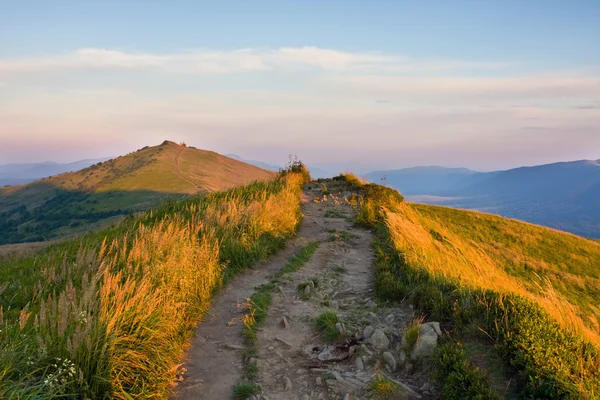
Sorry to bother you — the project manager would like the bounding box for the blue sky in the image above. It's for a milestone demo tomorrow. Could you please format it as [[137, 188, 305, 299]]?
[[1, 0, 599, 171]]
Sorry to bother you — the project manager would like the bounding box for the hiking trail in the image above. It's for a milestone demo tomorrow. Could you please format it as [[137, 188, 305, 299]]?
[[173, 179, 440, 399]]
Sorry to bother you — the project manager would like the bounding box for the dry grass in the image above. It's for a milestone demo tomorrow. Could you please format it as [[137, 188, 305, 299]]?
[[385, 202, 600, 347]]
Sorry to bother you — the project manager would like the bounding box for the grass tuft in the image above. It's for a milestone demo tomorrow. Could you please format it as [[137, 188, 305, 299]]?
[[232, 383, 261, 399], [315, 310, 340, 343], [367, 374, 402, 399]]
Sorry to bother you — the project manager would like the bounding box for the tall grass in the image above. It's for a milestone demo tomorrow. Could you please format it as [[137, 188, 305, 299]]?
[[0, 168, 308, 399]]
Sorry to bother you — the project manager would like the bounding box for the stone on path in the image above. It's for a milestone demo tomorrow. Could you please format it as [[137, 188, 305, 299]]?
[[370, 329, 390, 351]]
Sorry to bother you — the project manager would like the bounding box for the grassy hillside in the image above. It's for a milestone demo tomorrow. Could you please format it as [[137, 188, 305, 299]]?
[[341, 174, 600, 398], [391, 203, 600, 344], [0, 164, 308, 399], [0, 141, 274, 244]]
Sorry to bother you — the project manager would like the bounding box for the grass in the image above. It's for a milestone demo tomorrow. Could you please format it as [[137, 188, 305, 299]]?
[[0, 141, 275, 245], [367, 374, 403, 400], [232, 383, 261, 399], [348, 175, 600, 398], [315, 310, 340, 343], [324, 208, 346, 218], [403, 315, 424, 353], [0, 165, 309, 399], [432, 343, 501, 400]]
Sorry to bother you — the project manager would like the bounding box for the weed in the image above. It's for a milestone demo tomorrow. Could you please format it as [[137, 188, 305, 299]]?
[[232, 383, 261, 399], [367, 374, 402, 399], [333, 265, 347, 273], [403, 315, 425, 352], [321, 183, 330, 196], [315, 310, 340, 343], [324, 209, 346, 218]]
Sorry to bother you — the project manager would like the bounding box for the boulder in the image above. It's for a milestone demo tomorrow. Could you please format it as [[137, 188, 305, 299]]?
[[369, 329, 390, 351], [410, 322, 441, 359]]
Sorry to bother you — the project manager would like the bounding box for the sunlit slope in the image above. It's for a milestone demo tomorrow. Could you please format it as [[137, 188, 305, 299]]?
[[0, 141, 275, 244], [387, 202, 600, 345]]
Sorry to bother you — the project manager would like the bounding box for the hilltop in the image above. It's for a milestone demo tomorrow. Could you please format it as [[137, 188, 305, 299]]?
[[0, 141, 274, 244], [366, 159, 600, 238]]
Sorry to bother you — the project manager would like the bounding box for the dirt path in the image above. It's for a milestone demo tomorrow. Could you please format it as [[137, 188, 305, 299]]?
[[173, 146, 203, 190], [172, 192, 321, 399], [173, 180, 440, 399]]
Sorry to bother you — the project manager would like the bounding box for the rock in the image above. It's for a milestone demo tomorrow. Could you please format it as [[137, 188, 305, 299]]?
[[385, 313, 395, 324], [281, 316, 289, 329], [344, 394, 351, 400], [367, 312, 381, 325], [275, 336, 293, 347], [223, 344, 245, 350], [370, 329, 390, 351], [365, 300, 377, 308], [316, 377, 323, 386], [336, 322, 345, 335], [363, 326, 374, 339], [360, 344, 373, 356], [283, 376, 292, 391], [304, 285, 311, 297], [332, 371, 345, 382], [248, 357, 257, 365], [383, 352, 396, 371], [420, 382, 431, 392], [411, 322, 441, 359], [268, 346, 275, 351], [277, 285, 286, 298], [354, 356, 364, 371]]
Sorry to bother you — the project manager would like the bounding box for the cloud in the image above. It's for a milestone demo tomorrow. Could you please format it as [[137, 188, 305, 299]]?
[[327, 74, 600, 101], [0, 47, 513, 75]]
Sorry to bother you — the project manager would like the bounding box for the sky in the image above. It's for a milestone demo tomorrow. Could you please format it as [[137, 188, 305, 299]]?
[[1, 0, 599, 171]]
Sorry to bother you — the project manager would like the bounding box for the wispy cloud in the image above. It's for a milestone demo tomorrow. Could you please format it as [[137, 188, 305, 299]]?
[[0, 47, 513, 75]]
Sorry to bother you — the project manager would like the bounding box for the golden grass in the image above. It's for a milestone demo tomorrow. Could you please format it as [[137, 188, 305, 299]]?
[[0, 171, 306, 398], [385, 202, 600, 346]]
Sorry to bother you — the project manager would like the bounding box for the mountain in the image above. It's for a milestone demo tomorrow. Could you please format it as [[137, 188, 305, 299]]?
[[0, 141, 274, 244], [0, 159, 108, 187], [366, 159, 600, 238], [365, 166, 485, 195]]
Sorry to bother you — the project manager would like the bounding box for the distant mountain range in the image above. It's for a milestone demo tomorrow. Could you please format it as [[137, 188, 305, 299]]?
[[0, 141, 274, 244], [365, 160, 600, 238], [0, 159, 108, 187]]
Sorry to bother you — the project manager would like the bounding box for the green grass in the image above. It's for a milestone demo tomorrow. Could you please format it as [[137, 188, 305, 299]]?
[[432, 343, 501, 400], [315, 310, 340, 343], [328, 230, 358, 242], [324, 208, 346, 218], [403, 316, 424, 353], [232, 383, 261, 399]]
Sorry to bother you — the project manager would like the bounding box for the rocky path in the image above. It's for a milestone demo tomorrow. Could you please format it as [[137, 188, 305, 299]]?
[[174, 180, 440, 399]]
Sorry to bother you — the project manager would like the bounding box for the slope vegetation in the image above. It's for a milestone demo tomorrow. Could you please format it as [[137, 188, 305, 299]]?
[[342, 174, 599, 398], [0, 164, 309, 399], [0, 141, 274, 244]]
